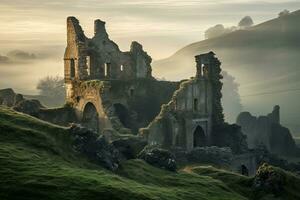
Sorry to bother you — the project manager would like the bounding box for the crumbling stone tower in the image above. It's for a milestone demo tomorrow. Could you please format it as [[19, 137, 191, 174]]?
[[195, 51, 224, 126], [64, 17, 153, 103], [143, 52, 224, 151], [63, 17, 225, 152]]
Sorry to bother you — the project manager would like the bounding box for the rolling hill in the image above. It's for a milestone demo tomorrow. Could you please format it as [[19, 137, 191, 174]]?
[[0, 106, 248, 200], [153, 10, 300, 135], [1, 106, 300, 199]]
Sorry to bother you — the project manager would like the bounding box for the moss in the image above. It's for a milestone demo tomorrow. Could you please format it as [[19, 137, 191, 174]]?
[[254, 164, 300, 200], [80, 80, 107, 90]]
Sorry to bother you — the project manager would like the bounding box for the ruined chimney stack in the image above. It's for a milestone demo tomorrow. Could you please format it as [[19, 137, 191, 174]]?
[[66, 16, 86, 44], [94, 19, 107, 37]]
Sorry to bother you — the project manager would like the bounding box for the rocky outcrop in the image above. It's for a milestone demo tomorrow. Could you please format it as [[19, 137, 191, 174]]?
[[0, 88, 24, 107], [13, 99, 44, 115], [138, 145, 177, 171], [0, 88, 44, 113], [253, 163, 285, 197], [237, 106, 298, 156], [0, 88, 77, 127], [69, 124, 119, 170], [112, 136, 147, 160]]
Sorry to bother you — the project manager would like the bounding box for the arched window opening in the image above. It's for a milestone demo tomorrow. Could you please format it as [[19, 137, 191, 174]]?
[[120, 64, 124, 72], [193, 126, 206, 147]]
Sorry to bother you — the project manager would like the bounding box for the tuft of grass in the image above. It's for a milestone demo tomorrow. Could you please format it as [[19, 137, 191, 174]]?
[[188, 165, 253, 197]]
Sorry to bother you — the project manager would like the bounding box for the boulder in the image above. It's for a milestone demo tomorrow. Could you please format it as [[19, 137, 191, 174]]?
[[253, 163, 285, 196], [13, 99, 44, 116], [138, 145, 176, 171], [69, 124, 119, 171], [112, 136, 147, 160], [0, 88, 23, 107]]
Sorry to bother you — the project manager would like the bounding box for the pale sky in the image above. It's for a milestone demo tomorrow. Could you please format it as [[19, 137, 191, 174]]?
[[0, 0, 299, 93]]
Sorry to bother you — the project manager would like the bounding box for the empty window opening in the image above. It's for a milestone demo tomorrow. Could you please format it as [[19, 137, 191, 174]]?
[[70, 59, 75, 78], [86, 56, 91, 75], [120, 64, 124, 71], [175, 134, 180, 146], [104, 63, 111, 77], [201, 64, 205, 76], [130, 89, 134, 97], [193, 98, 198, 111], [193, 126, 206, 147]]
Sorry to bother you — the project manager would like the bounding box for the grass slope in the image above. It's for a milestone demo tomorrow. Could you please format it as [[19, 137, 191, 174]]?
[[0, 106, 299, 200], [0, 106, 246, 200]]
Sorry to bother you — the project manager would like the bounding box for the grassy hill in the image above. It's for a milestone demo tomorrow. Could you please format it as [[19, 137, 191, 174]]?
[[0, 106, 299, 199], [153, 10, 300, 134]]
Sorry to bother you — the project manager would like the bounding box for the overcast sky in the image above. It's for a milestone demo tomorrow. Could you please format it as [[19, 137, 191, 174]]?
[[0, 0, 299, 93]]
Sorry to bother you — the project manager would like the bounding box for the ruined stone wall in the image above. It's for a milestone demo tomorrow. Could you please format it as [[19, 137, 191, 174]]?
[[63, 18, 225, 152], [142, 52, 224, 151], [68, 79, 179, 135], [142, 77, 213, 151], [37, 107, 78, 126], [236, 106, 297, 155], [64, 17, 152, 91]]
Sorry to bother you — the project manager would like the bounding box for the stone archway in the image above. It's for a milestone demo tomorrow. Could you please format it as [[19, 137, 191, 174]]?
[[113, 103, 133, 130], [193, 125, 206, 147], [82, 102, 99, 132]]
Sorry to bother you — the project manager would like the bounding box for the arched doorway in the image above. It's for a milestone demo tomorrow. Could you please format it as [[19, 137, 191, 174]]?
[[241, 165, 249, 176], [193, 126, 206, 147], [113, 104, 134, 131], [82, 102, 99, 132]]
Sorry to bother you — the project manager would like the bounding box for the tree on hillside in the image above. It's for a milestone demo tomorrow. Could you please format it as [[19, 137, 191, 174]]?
[[278, 10, 290, 18], [238, 16, 254, 28], [36, 76, 65, 98], [222, 71, 242, 123], [204, 24, 237, 39]]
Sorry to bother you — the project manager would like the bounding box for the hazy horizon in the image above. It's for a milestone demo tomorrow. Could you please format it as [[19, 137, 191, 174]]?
[[0, 0, 300, 94]]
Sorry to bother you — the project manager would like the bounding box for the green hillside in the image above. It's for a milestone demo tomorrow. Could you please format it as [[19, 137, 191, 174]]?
[[0, 106, 245, 200], [153, 10, 300, 134], [0, 106, 299, 199]]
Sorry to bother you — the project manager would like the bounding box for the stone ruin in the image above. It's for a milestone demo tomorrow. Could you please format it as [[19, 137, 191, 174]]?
[[63, 16, 228, 152], [0, 16, 259, 175], [237, 106, 298, 156]]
